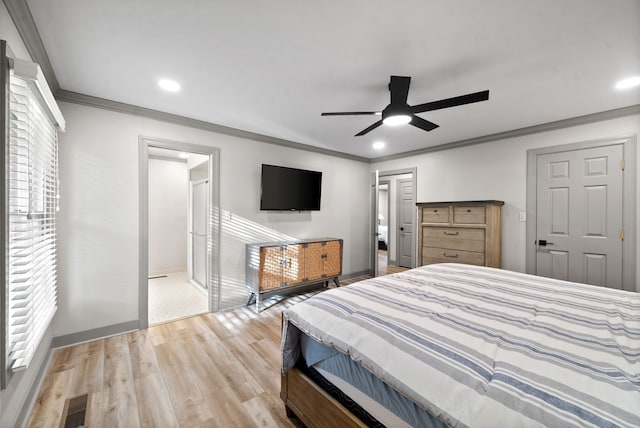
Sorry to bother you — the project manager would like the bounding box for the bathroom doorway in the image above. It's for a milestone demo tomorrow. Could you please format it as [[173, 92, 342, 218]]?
[[139, 137, 221, 328]]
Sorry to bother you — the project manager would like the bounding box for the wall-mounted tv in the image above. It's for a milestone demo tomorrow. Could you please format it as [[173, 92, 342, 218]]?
[[260, 164, 322, 211]]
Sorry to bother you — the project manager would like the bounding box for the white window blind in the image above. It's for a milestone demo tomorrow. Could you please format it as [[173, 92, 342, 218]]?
[[6, 69, 59, 371]]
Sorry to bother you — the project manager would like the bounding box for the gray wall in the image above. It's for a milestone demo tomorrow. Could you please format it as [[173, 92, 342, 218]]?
[[55, 101, 371, 337], [372, 114, 640, 290]]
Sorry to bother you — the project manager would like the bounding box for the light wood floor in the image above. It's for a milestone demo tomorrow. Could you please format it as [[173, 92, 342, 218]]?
[[27, 272, 406, 428], [378, 249, 408, 275]]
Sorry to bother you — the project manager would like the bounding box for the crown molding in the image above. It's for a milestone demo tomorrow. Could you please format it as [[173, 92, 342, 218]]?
[[370, 104, 640, 163], [4, 0, 369, 163], [56, 89, 370, 163], [5, 0, 640, 164], [3, 0, 59, 92]]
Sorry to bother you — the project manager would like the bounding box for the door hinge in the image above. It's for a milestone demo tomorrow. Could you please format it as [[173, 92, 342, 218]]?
[[621, 229, 624, 240], [621, 160, 625, 170]]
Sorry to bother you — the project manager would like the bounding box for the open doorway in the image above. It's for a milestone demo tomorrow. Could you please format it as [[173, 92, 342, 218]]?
[[146, 147, 209, 324], [139, 137, 221, 329], [377, 181, 390, 272], [371, 168, 417, 277]]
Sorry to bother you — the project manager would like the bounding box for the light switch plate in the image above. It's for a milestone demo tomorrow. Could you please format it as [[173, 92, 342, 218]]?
[[519, 212, 527, 222]]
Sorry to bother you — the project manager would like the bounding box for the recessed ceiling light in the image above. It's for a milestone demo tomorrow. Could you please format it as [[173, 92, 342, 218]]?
[[615, 76, 640, 90], [178, 152, 189, 159], [373, 141, 385, 150], [158, 79, 181, 92]]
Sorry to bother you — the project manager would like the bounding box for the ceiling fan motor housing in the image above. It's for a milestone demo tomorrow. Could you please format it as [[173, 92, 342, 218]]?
[[382, 103, 411, 119]]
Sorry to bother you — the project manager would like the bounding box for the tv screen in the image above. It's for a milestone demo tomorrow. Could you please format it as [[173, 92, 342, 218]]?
[[260, 164, 322, 211]]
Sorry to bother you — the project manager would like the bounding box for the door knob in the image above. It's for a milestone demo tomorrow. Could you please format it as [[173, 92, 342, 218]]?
[[536, 240, 554, 246], [400, 227, 404, 231]]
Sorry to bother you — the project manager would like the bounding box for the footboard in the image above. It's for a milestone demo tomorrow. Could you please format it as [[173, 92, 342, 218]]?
[[281, 368, 366, 428]]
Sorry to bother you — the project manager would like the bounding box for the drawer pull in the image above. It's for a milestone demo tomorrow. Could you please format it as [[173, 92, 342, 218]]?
[[433, 209, 438, 212], [443, 252, 459, 258], [467, 209, 471, 212], [443, 231, 459, 236]]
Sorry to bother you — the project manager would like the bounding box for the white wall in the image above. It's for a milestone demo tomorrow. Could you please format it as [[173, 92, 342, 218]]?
[[55, 101, 371, 336], [372, 114, 640, 290], [148, 158, 188, 274]]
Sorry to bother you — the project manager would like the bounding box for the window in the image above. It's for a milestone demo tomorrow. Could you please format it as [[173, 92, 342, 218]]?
[[4, 57, 64, 373]]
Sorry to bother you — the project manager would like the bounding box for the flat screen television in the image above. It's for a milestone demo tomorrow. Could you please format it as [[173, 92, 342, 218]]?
[[260, 164, 322, 211]]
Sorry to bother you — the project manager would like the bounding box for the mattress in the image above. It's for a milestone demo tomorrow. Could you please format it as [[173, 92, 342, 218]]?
[[282, 263, 640, 427], [301, 333, 443, 427]]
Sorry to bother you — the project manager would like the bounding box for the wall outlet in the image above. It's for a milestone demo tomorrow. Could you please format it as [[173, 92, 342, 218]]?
[[519, 212, 527, 222]]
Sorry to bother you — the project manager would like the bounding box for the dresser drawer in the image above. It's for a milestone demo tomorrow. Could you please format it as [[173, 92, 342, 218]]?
[[422, 227, 485, 252], [422, 205, 449, 223], [422, 247, 485, 266], [453, 206, 486, 224]]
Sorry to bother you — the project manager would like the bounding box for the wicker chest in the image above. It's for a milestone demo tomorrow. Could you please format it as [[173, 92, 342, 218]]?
[[246, 238, 343, 311]]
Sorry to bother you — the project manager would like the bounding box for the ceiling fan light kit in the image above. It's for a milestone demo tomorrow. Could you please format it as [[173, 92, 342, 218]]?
[[322, 75, 490, 137], [382, 115, 411, 126]]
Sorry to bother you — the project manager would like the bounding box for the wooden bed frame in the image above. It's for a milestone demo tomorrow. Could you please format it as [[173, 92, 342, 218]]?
[[281, 368, 366, 428]]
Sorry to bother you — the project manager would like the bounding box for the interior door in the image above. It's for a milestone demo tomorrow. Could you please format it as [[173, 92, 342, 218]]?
[[370, 171, 379, 276], [191, 179, 208, 289], [535, 144, 624, 288], [397, 178, 415, 268]]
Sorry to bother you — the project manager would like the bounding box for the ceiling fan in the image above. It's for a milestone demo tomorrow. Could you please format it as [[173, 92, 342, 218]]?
[[321, 76, 489, 136]]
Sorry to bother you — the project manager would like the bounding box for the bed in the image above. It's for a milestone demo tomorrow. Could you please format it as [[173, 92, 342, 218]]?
[[281, 263, 640, 427], [378, 225, 388, 250]]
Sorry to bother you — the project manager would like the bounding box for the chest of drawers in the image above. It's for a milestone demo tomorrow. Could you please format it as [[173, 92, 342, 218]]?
[[417, 201, 503, 268]]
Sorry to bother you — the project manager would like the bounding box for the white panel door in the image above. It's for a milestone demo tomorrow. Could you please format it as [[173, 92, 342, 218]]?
[[535, 144, 623, 288], [191, 180, 208, 289], [397, 179, 414, 268]]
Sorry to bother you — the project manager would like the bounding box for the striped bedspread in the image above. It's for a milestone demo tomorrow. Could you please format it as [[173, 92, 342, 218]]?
[[281, 263, 640, 427]]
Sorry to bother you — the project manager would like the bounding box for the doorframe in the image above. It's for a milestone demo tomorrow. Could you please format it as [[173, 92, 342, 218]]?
[[378, 179, 391, 270], [525, 136, 636, 291], [138, 136, 221, 329], [371, 168, 418, 271], [370, 171, 379, 276]]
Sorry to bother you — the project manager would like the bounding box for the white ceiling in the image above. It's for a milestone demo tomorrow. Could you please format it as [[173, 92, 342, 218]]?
[[26, 0, 640, 159]]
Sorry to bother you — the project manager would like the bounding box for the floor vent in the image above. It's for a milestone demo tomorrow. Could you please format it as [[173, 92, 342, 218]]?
[[60, 394, 89, 428]]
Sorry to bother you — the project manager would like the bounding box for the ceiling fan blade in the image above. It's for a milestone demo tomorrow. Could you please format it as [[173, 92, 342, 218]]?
[[410, 115, 439, 132], [321, 111, 380, 116], [355, 120, 383, 136], [389, 76, 411, 105], [411, 90, 490, 114]]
